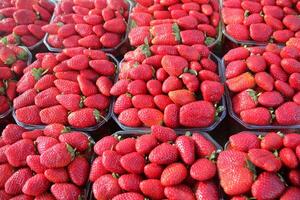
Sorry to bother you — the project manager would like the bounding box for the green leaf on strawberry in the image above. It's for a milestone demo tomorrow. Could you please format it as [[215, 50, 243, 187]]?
[[141, 38, 151, 57], [129, 19, 137, 29], [172, 23, 181, 42], [31, 68, 44, 81], [205, 37, 215, 45], [246, 159, 257, 180]]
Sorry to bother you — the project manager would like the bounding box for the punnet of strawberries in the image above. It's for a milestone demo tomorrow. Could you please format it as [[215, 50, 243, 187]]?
[[111, 44, 225, 129], [0, 0, 54, 48], [223, 44, 300, 127], [0, 123, 93, 200], [90, 125, 221, 200], [219, 131, 300, 199], [222, 0, 300, 44], [0, 44, 30, 118], [13, 47, 116, 130], [129, 0, 221, 47], [43, 0, 130, 50]]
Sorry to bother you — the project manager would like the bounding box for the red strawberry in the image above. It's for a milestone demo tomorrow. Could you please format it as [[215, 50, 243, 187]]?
[[248, 148, 282, 172], [13, 9, 36, 25], [96, 76, 113, 97], [35, 87, 59, 108], [255, 72, 274, 91], [57, 24, 76, 38], [115, 138, 136, 155], [0, 164, 14, 188], [165, 184, 195, 200], [118, 108, 142, 127], [144, 163, 163, 179], [0, 46, 16, 65], [110, 79, 130, 96], [147, 80, 162, 96], [246, 55, 267, 73], [84, 93, 109, 110], [54, 79, 80, 95], [162, 76, 183, 93], [149, 142, 178, 165], [68, 108, 102, 128], [138, 108, 163, 127], [258, 91, 284, 108], [280, 147, 299, 169], [35, 136, 59, 155], [0, 145, 9, 164], [16, 105, 42, 125], [135, 134, 157, 155], [79, 34, 101, 48], [161, 162, 188, 186], [66, 55, 89, 70], [232, 89, 258, 114], [74, 24, 93, 37], [191, 157, 216, 181], [44, 168, 69, 183], [224, 47, 250, 62], [249, 23, 272, 42], [103, 18, 126, 33], [100, 32, 121, 48], [34, 193, 55, 200], [280, 187, 300, 200], [140, 179, 165, 199], [169, 89, 196, 106], [240, 107, 272, 125], [118, 174, 142, 192], [113, 94, 132, 114], [161, 55, 188, 76], [55, 71, 79, 82], [43, 123, 70, 139], [195, 181, 219, 200], [164, 104, 180, 128], [226, 72, 256, 92], [275, 80, 295, 98], [40, 143, 75, 168], [89, 59, 115, 76], [5, 139, 35, 167], [151, 125, 177, 142], [180, 73, 199, 92], [51, 183, 81, 200], [120, 152, 145, 174], [40, 105, 68, 125], [32, 4, 51, 21], [34, 74, 56, 92], [102, 150, 126, 174], [222, 8, 244, 24], [26, 155, 46, 174], [275, 102, 300, 125], [251, 172, 285, 200], [94, 136, 118, 156], [229, 132, 260, 152], [201, 81, 224, 102], [226, 24, 249, 41], [260, 132, 283, 151], [28, 24, 44, 40], [68, 156, 89, 186], [77, 75, 98, 97], [83, 49, 107, 60], [22, 174, 50, 196], [56, 94, 82, 112], [129, 26, 151, 47], [5, 168, 32, 195], [175, 135, 195, 165], [89, 156, 107, 182], [112, 192, 144, 200], [59, 131, 89, 152], [2, 124, 25, 144]]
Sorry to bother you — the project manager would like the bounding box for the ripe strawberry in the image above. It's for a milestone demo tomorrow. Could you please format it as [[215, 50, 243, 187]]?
[[51, 183, 81, 200], [114, 138, 134, 155], [2, 124, 25, 144], [118, 108, 142, 127], [0, 189, 12, 199], [26, 155, 46, 174], [5, 139, 35, 167], [195, 181, 219, 200], [118, 174, 142, 192], [164, 184, 195, 200], [190, 158, 216, 181], [251, 172, 285, 200], [54, 79, 80, 95], [100, 32, 121, 48], [144, 163, 163, 179], [161, 162, 188, 186], [110, 79, 130, 96], [40, 105, 68, 125], [164, 104, 180, 128], [151, 125, 177, 142], [13, 9, 36, 25], [275, 102, 300, 125], [135, 134, 157, 155], [62, 35, 81, 48], [35, 87, 60, 108], [201, 81, 224, 102], [96, 76, 113, 97], [280, 147, 299, 169], [151, 45, 178, 56], [59, 131, 89, 152], [34, 74, 56, 92], [44, 168, 69, 183], [56, 94, 82, 112], [120, 152, 145, 174], [222, 8, 244, 24], [140, 179, 165, 199], [229, 132, 260, 152], [112, 192, 144, 200], [40, 143, 75, 168], [150, 94, 171, 110], [162, 76, 183, 93], [224, 47, 250, 62], [161, 55, 188, 76], [89, 59, 115, 76], [175, 135, 195, 165], [129, 26, 151, 47], [289, 169, 300, 186], [22, 174, 50, 196], [93, 174, 121, 199], [66, 55, 89, 71], [255, 72, 274, 91], [113, 94, 132, 115], [149, 142, 178, 165], [16, 105, 42, 125], [0, 46, 16, 65], [89, 156, 107, 182], [28, 24, 44, 40], [68, 156, 89, 186], [83, 49, 107, 60], [240, 107, 272, 125], [248, 148, 282, 172], [0, 145, 9, 164], [280, 187, 300, 200], [35, 136, 59, 155], [34, 193, 55, 200], [5, 168, 33, 195], [275, 80, 295, 98], [226, 24, 249, 41], [102, 150, 125, 174], [232, 89, 257, 114], [43, 123, 70, 139], [68, 108, 102, 128], [0, 164, 14, 188], [260, 132, 283, 151], [226, 72, 255, 92], [138, 108, 163, 127], [258, 91, 284, 108]]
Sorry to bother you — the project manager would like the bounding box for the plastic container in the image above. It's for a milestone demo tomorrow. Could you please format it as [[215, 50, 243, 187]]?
[[221, 58, 300, 131], [12, 53, 118, 132], [0, 46, 32, 119], [112, 53, 226, 132], [43, 0, 133, 53], [88, 130, 223, 200]]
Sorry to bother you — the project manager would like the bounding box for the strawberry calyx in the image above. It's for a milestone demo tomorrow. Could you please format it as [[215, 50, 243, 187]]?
[[61, 126, 71, 134], [93, 109, 106, 123], [141, 38, 151, 57], [129, 19, 137, 29], [66, 143, 76, 160], [207, 150, 220, 162], [246, 159, 257, 180], [214, 105, 225, 121], [16, 48, 28, 61], [269, 108, 275, 123], [0, 37, 8, 45], [244, 10, 250, 17], [112, 173, 120, 179], [79, 96, 85, 108], [246, 89, 258, 102], [205, 37, 215, 46], [0, 86, 5, 95], [276, 131, 284, 138], [273, 149, 279, 157], [185, 131, 192, 137], [172, 23, 181, 42], [3, 54, 17, 65], [31, 68, 45, 81]]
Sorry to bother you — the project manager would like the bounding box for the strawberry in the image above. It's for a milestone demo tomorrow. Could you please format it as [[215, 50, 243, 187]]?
[[83, 49, 106, 60], [201, 81, 224, 102], [199, 70, 220, 82], [191, 158, 216, 181], [226, 24, 249, 41], [129, 26, 151, 47], [35, 193, 55, 200], [140, 179, 165, 199], [224, 47, 250, 62], [258, 91, 284, 108], [289, 73, 300, 90], [164, 184, 195, 200], [96, 76, 113, 96], [151, 125, 177, 142], [280, 147, 299, 169], [57, 24, 76, 38], [13, 9, 36, 25], [54, 79, 80, 95], [94, 135, 118, 156], [161, 162, 187, 186], [68, 156, 89, 186], [80, 69, 99, 82], [164, 104, 180, 128], [42, 23, 62, 34], [56, 94, 82, 112], [66, 55, 89, 70], [179, 101, 216, 128], [280, 187, 300, 200], [35, 136, 59, 155], [74, 24, 93, 37], [129, 64, 153, 81], [2, 124, 25, 144], [240, 107, 272, 125], [217, 150, 254, 196], [22, 174, 50, 196], [251, 172, 285, 200], [77, 75, 98, 97], [103, 18, 126, 34], [102, 150, 126, 174], [275, 102, 300, 125], [40, 105, 68, 125], [55, 71, 79, 82], [44, 168, 69, 183], [40, 143, 75, 168], [63, 35, 81, 48], [169, 89, 196, 106], [34, 87, 59, 108], [222, 8, 244, 24], [135, 134, 157, 155], [59, 131, 89, 152], [152, 33, 179, 45], [89, 156, 107, 182], [149, 142, 178, 165], [5, 139, 35, 167], [275, 80, 295, 98], [255, 72, 274, 91], [34, 74, 56, 92], [79, 34, 102, 48], [248, 148, 282, 172], [273, 30, 294, 43], [112, 192, 144, 200], [16, 105, 42, 125], [89, 59, 115, 76], [100, 32, 121, 48], [144, 163, 163, 179], [226, 72, 256, 92], [5, 168, 33, 195], [0, 145, 9, 164], [138, 108, 163, 126], [161, 55, 188, 76], [232, 89, 258, 114], [147, 80, 162, 96], [120, 152, 145, 174], [162, 76, 183, 93], [68, 108, 102, 128], [28, 24, 44, 40], [260, 132, 283, 151], [180, 73, 199, 92], [283, 15, 300, 32], [9, 194, 33, 200], [115, 138, 136, 155], [113, 94, 132, 114], [246, 55, 267, 73], [229, 132, 260, 152], [22, 129, 43, 140], [118, 108, 142, 127], [118, 174, 142, 192], [26, 155, 46, 174], [0, 164, 14, 188], [32, 4, 51, 21], [51, 183, 81, 200], [0, 46, 16, 65], [44, 123, 70, 139], [195, 181, 219, 200], [151, 45, 178, 56], [175, 135, 195, 165], [110, 79, 130, 96]]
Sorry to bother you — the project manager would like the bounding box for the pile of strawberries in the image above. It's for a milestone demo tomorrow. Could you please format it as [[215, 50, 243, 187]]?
[[224, 44, 300, 126], [111, 43, 225, 129], [0, 0, 54, 48], [13, 47, 116, 129], [0, 44, 30, 117], [90, 125, 221, 200], [218, 131, 300, 199], [0, 123, 92, 200], [43, 0, 130, 50], [129, 0, 220, 47], [222, 0, 300, 44]]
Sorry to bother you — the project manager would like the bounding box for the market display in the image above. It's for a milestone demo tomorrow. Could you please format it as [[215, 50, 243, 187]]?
[[224, 44, 300, 127], [219, 131, 300, 199], [90, 125, 221, 199], [13, 48, 116, 130], [222, 0, 300, 44], [0, 0, 55, 48], [0, 0, 299, 199], [0, 123, 92, 199], [43, 0, 130, 51]]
